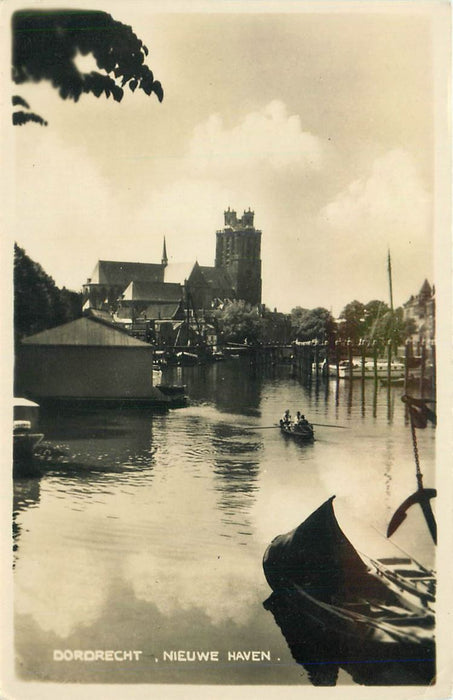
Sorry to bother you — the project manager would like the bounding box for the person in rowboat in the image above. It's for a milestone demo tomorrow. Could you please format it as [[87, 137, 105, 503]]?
[[294, 413, 313, 431], [281, 409, 291, 427]]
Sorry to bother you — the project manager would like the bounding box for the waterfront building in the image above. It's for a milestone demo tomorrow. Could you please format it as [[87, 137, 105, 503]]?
[[15, 316, 166, 406], [403, 279, 435, 343]]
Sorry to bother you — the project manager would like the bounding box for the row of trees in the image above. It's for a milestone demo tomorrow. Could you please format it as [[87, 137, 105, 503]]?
[[212, 299, 416, 349], [14, 244, 82, 346]]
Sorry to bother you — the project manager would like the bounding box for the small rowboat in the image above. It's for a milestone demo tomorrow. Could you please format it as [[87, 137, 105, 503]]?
[[263, 497, 435, 685], [280, 420, 314, 441]]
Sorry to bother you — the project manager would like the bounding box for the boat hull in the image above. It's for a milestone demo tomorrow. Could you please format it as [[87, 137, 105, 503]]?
[[263, 497, 435, 684], [280, 422, 314, 441], [13, 432, 44, 477], [264, 588, 435, 685]]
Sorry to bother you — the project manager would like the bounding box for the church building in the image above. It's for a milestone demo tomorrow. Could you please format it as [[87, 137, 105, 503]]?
[[82, 209, 262, 318]]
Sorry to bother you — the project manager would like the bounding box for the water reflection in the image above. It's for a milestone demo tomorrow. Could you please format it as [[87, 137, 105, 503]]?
[[13, 477, 41, 563], [12, 360, 436, 685], [264, 592, 434, 686], [163, 358, 263, 414], [36, 408, 157, 475]]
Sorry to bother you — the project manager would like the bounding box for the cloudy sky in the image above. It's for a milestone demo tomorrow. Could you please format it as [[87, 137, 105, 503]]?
[[9, 1, 449, 314]]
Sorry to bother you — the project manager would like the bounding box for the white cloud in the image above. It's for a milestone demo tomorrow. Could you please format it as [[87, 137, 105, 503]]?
[[13, 128, 125, 289], [320, 149, 431, 241], [134, 100, 329, 267], [127, 549, 259, 626], [15, 543, 107, 638], [314, 149, 433, 310], [188, 100, 325, 173]]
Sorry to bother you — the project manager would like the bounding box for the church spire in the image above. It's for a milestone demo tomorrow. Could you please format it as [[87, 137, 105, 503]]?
[[161, 236, 168, 267]]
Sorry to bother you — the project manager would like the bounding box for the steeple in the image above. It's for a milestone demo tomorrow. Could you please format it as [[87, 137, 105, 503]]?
[[161, 236, 168, 267]]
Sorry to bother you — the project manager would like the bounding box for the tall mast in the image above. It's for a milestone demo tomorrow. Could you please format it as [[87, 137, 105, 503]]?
[[387, 249, 394, 313], [387, 249, 395, 354]]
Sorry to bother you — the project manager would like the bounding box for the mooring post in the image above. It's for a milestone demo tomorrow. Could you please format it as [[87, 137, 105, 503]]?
[[404, 339, 411, 395], [430, 340, 436, 397], [335, 340, 340, 381], [347, 339, 353, 381], [373, 340, 378, 383], [387, 339, 392, 389], [360, 339, 366, 382], [360, 339, 366, 404], [420, 341, 426, 398], [314, 342, 319, 379], [324, 340, 330, 380]]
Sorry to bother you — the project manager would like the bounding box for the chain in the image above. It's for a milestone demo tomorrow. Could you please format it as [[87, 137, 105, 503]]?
[[409, 411, 424, 491]]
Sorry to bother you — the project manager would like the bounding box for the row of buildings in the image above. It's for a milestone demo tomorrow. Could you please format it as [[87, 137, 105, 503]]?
[[15, 208, 435, 409], [82, 208, 262, 345], [80, 208, 435, 348], [15, 208, 263, 405], [402, 279, 435, 344]]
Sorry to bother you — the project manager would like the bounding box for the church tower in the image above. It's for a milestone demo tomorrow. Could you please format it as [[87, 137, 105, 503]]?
[[215, 208, 262, 306]]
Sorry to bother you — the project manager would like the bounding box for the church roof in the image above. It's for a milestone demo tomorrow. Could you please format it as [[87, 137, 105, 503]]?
[[122, 281, 183, 302], [198, 266, 234, 294], [142, 302, 184, 320], [88, 260, 165, 286], [164, 262, 196, 284], [21, 317, 150, 347]]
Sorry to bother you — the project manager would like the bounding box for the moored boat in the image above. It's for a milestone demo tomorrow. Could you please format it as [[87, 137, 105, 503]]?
[[155, 383, 188, 407], [263, 496, 435, 683], [175, 351, 199, 366], [332, 359, 406, 379], [13, 398, 44, 477]]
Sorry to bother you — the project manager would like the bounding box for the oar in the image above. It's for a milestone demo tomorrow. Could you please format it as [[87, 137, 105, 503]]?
[[245, 423, 349, 430], [312, 422, 349, 429]]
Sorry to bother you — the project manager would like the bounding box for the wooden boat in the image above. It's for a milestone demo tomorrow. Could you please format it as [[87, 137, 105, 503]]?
[[176, 351, 199, 366], [263, 497, 435, 683], [332, 359, 406, 380], [156, 383, 187, 397], [280, 420, 314, 441], [155, 383, 188, 407], [13, 420, 44, 477]]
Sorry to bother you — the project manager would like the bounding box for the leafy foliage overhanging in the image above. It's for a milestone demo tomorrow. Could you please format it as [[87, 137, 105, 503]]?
[[12, 9, 163, 125]]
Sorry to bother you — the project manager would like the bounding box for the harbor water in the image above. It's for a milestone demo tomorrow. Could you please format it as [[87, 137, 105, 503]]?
[[13, 358, 436, 685]]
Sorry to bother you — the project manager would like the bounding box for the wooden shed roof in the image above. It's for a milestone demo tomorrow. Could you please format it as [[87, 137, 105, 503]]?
[[22, 317, 152, 347]]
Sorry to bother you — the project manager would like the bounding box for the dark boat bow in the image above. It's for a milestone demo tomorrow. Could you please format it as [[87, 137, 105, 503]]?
[[263, 497, 435, 685]]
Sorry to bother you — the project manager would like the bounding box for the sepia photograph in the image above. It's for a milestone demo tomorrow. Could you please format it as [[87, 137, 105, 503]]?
[[2, 1, 451, 697]]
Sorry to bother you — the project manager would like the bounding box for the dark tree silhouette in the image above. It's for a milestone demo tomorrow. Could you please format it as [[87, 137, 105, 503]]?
[[14, 243, 82, 345], [12, 9, 163, 125]]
